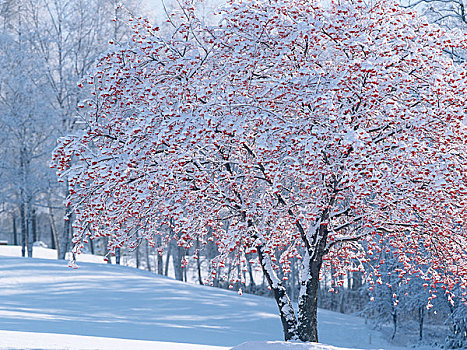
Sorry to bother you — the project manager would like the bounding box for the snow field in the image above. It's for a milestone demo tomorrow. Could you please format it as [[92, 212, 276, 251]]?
[[0, 248, 434, 349]]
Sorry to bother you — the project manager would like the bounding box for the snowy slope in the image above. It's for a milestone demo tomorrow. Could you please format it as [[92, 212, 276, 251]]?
[[0, 253, 427, 349], [0, 245, 114, 263], [0, 330, 227, 350]]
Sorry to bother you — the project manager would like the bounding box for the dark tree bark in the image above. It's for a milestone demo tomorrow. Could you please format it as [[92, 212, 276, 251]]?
[[391, 309, 398, 340], [297, 256, 323, 342], [145, 240, 151, 272], [12, 213, 17, 246], [26, 201, 33, 257], [248, 258, 256, 291], [172, 241, 183, 281], [115, 247, 121, 265], [89, 238, 94, 255], [47, 204, 59, 255], [157, 253, 163, 274], [196, 238, 203, 285], [20, 202, 26, 257], [164, 242, 171, 276], [32, 207, 37, 243], [296, 215, 330, 342], [135, 244, 140, 269], [352, 271, 363, 290], [197, 255, 203, 285], [103, 236, 112, 264], [59, 214, 71, 260], [419, 306, 425, 341], [156, 236, 163, 275], [50, 226, 55, 249]]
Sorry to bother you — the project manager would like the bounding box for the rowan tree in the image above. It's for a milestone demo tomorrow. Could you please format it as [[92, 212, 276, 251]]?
[[52, 0, 467, 342]]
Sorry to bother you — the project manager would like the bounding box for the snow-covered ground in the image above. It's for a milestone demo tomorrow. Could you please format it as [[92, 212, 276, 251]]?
[[0, 245, 113, 263], [0, 247, 436, 349]]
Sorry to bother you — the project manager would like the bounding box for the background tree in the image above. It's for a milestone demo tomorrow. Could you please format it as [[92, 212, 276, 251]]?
[[0, 30, 54, 257], [0, 0, 145, 258]]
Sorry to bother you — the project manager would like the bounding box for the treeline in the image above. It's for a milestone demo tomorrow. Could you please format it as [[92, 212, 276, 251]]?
[[0, 0, 145, 258]]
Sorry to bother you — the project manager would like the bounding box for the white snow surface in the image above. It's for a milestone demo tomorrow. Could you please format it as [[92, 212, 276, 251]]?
[[0, 247, 435, 349], [0, 330, 227, 350], [232, 341, 365, 349]]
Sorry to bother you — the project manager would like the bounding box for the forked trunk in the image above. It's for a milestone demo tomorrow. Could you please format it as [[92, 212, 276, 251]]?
[[297, 216, 329, 342], [256, 244, 325, 342], [256, 215, 328, 343]]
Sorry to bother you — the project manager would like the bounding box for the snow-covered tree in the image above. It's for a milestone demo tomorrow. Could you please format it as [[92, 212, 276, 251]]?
[[23, 0, 145, 259], [0, 27, 56, 257], [53, 0, 467, 342], [0, 0, 145, 259]]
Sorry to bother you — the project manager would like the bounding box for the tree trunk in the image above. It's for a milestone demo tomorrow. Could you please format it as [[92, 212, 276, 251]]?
[[418, 306, 424, 341], [352, 271, 363, 290], [115, 247, 121, 265], [157, 251, 163, 275], [164, 243, 171, 276], [297, 216, 329, 343], [338, 291, 345, 314], [290, 258, 296, 301], [103, 236, 112, 264], [89, 238, 94, 255], [145, 240, 151, 272], [297, 253, 322, 342], [50, 226, 55, 249], [12, 213, 17, 246], [257, 244, 299, 341], [213, 266, 221, 288], [196, 238, 203, 285], [248, 258, 256, 291], [59, 215, 71, 260], [156, 236, 163, 275], [32, 207, 37, 243], [47, 204, 59, 256], [19, 147, 28, 258], [135, 244, 140, 269], [20, 202, 26, 257], [226, 261, 233, 286], [26, 201, 33, 258], [391, 310, 397, 340], [59, 183, 72, 260], [173, 241, 183, 281]]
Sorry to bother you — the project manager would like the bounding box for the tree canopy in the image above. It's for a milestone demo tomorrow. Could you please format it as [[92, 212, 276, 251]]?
[[52, 0, 467, 342]]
